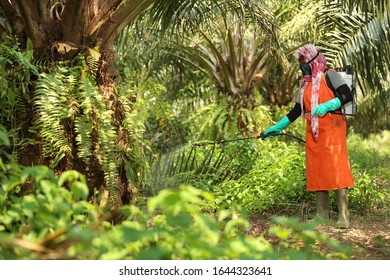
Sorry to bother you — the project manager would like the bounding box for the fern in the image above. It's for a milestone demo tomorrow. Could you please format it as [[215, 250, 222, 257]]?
[[33, 67, 75, 159], [74, 114, 93, 164], [0, 35, 38, 160], [116, 80, 164, 197], [84, 48, 101, 78], [78, 73, 119, 200], [33, 55, 122, 201]]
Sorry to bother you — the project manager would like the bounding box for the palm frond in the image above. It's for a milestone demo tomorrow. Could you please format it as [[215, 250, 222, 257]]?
[[149, 139, 260, 192], [148, 0, 278, 36], [317, 2, 389, 91], [275, 0, 319, 43], [324, 0, 390, 19], [315, 0, 389, 132]]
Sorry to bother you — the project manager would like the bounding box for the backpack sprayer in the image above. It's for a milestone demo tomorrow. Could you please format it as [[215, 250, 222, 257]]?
[[325, 65, 358, 117], [193, 131, 305, 147]]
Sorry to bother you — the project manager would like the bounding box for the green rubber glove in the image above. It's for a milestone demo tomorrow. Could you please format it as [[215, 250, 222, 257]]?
[[312, 97, 341, 116], [263, 116, 291, 138]]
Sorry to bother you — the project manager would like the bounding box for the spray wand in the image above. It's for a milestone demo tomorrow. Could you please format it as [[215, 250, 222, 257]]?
[[193, 132, 305, 147]]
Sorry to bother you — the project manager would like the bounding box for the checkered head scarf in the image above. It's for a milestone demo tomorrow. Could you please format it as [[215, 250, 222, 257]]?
[[295, 44, 327, 141]]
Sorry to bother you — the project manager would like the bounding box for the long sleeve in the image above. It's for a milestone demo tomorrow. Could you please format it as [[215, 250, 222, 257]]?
[[286, 102, 302, 122]]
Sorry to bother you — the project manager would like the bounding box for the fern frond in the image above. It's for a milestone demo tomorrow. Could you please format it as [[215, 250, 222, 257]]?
[[78, 76, 119, 199], [33, 69, 73, 159], [84, 48, 101, 78], [74, 115, 93, 164], [0, 35, 38, 161]]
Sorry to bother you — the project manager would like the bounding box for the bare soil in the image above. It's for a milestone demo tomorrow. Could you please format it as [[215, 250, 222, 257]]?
[[248, 213, 390, 260]]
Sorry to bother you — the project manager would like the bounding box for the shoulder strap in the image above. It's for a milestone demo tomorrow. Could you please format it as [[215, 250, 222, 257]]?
[[324, 72, 338, 97]]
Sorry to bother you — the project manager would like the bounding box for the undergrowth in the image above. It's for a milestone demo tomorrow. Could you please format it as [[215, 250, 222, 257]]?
[[0, 169, 350, 260], [146, 128, 389, 219]]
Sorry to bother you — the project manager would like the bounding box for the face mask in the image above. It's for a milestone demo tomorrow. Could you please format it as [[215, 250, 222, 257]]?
[[299, 51, 320, 77], [300, 62, 312, 76]]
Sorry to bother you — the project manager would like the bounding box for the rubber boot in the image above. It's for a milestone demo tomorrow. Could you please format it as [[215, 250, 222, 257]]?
[[315, 191, 329, 220], [336, 188, 350, 228]]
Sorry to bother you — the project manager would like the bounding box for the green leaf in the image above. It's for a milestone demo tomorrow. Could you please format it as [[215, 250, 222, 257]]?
[[22, 195, 38, 217], [2, 178, 21, 193], [59, 170, 86, 186], [0, 130, 10, 146], [40, 180, 56, 201], [26, 38, 33, 52], [136, 246, 167, 260], [71, 181, 89, 201], [269, 226, 291, 240], [166, 212, 192, 228]]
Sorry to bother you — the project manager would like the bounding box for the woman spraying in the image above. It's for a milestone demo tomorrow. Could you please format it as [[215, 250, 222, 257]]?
[[262, 44, 354, 228]]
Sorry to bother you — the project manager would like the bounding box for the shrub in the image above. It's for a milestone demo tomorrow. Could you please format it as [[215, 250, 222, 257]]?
[[347, 130, 389, 215], [0, 168, 350, 260], [213, 139, 308, 214]]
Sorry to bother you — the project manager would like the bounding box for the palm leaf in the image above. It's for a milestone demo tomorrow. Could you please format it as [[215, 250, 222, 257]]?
[[315, 0, 389, 133], [317, 2, 389, 91]]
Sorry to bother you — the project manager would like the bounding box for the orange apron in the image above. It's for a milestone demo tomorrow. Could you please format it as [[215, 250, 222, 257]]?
[[304, 75, 354, 191]]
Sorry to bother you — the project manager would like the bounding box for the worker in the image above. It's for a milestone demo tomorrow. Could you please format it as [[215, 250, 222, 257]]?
[[262, 44, 354, 228]]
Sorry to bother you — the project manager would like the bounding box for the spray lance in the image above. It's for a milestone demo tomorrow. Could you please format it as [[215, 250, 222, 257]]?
[[193, 131, 305, 147]]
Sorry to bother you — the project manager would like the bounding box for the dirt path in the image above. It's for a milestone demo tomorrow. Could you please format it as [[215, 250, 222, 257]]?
[[317, 217, 390, 259], [248, 214, 390, 260]]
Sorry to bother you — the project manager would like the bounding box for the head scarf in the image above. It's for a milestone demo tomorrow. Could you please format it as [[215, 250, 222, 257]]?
[[295, 44, 327, 141]]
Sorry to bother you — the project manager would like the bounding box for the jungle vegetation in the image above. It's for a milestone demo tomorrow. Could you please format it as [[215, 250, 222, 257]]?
[[0, 0, 389, 260]]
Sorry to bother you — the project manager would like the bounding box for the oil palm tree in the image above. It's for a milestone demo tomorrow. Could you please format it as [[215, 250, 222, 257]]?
[[0, 0, 277, 208], [163, 1, 280, 135]]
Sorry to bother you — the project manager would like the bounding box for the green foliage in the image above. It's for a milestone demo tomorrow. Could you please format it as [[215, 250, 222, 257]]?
[[149, 138, 264, 196], [33, 65, 75, 160], [350, 92, 390, 135], [0, 165, 100, 259], [149, 122, 388, 219], [346, 130, 389, 215], [316, 1, 390, 134], [33, 56, 123, 199], [0, 166, 350, 260], [269, 216, 351, 259], [0, 34, 38, 158], [1, 0, 388, 261], [106, 185, 349, 260], [117, 77, 164, 191], [0, 127, 12, 181], [213, 140, 308, 214], [170, 7, 278, 133], [0, 35, 153, 205], [0, 36, 150, 204], [1, 132, 350, 260]]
